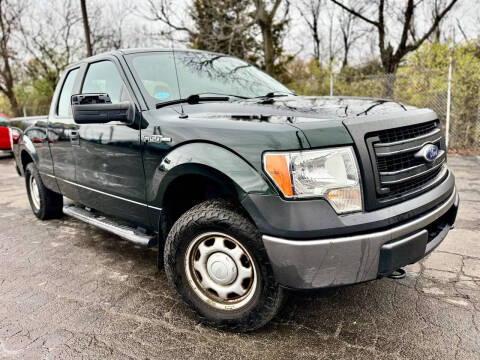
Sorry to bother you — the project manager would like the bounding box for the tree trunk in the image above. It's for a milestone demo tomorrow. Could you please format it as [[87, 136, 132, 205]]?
[[312, 15, 320, 65], [260, 20, 275, 75], [0, 0, 21, 117], [254, 0, 282, 76], [341, 53, 348, 71], [313, 33, 320, 65], [0, 51, 21, 116], [6, 91, 20, 116], [80, 0, 93, 56], [381, 56, 398, 98], [341, 40, 349, 71]]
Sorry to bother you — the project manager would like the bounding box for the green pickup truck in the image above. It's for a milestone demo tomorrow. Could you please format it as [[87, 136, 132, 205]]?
[[13, 49, 458, 332]]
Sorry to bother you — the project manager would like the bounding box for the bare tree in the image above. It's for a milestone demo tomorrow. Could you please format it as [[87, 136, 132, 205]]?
[[141, 0, 260, 60], [89, 1, 132, 53], [325, 3, 337, 67], [80, 0, 93, 56], [21, 0, 81, 84], [0, 0, 24, 116], [143, 0, 290, 75], [431, 0, 449, 42], [296, 0, 322, 64], [252, 0, 288, 75], [330, 0, 458, 96], [455, 17, 468, 42], [338, 2, 366, 70], [18, 0, 82, 114], [142, 0, 195, 41]]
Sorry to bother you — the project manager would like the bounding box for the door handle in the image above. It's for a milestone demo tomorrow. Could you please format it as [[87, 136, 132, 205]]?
[[70, 130, 79, 145], [142, 135, 172, 143]]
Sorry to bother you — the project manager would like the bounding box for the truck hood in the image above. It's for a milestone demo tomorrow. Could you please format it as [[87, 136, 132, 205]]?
[[185, 95, 413, 120], [182, 95, 416, 148], [144, 96, 421, 172], [241, 95, 413, 119]]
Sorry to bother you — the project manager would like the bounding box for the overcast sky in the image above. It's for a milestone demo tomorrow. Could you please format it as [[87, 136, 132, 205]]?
[[24, 0, 480, 67]]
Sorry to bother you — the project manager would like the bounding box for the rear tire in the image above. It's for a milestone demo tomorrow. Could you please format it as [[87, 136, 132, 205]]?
[[164, 199, 285, 332], [25, 163, 63, 220]]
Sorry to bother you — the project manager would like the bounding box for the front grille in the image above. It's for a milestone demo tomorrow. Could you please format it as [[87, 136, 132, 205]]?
[[367, 120, 447, 202], [376, 139, 442, 173], [378, 121, 437, 143], [377, 149, 421, 172], [385, 166, 444, 198]]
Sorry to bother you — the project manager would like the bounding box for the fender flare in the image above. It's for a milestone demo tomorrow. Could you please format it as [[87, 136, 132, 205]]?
[[19, 136, 39, 171], [149, 142, 276, 207]]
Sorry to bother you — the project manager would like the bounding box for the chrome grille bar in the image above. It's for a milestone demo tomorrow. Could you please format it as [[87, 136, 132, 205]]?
[[380, 161, 445, 185]]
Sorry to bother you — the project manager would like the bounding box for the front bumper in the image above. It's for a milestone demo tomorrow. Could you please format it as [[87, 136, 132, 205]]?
[[242, 169, 455, 239], [262, 187, 459, 289]]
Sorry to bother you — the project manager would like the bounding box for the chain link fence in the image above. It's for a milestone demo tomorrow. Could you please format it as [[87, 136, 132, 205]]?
[[331, 66, 480, 152]]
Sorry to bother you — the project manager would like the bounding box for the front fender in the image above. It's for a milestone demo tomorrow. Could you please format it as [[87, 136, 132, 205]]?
[[147, 142, 275, 207], [19, 136, 39, 169]]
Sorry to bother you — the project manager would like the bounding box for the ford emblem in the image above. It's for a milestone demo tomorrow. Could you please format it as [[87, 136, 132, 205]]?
[[415, 144, 439, 163]]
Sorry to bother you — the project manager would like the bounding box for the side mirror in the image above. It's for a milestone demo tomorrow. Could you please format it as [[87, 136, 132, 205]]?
[[71, 93, 134, 125]]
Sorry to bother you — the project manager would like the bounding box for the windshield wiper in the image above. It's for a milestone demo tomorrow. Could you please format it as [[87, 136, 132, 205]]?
[[254, 91, 295, 99], [156, 94, 230, 109], [194, 92, 251, 100], [251, 91, 295, 104]]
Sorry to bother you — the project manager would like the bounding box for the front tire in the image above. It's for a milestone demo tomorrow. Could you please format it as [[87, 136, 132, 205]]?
[[25, 163, 63, 220], [164, 199, 284, 332]]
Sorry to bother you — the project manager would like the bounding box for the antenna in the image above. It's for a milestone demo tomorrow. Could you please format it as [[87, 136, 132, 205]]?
[[171, 42, 187, 118]]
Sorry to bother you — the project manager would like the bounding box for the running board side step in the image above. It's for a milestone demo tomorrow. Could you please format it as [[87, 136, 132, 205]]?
[[63, 205, 157, 247]]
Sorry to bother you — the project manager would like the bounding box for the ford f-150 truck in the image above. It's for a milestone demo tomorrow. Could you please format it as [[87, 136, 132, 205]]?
[[13, 49, 458, 332]]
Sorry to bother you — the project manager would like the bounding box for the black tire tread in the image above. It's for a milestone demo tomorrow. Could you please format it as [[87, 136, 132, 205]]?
[[25, 163, 63, 220], [164, 199, 284, 332]]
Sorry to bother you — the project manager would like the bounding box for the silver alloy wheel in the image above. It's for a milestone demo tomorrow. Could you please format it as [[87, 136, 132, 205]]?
[[29, 175, 41, 211], [184, 232, 257, 310]]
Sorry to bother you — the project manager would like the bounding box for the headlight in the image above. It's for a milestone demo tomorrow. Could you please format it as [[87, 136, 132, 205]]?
[[263, 147, 363, 213]]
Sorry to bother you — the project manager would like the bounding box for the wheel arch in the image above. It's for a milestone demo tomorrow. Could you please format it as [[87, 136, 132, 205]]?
[[19, 136, 39, 173], [157, 162, 265, 242], [20, 147, 38, 175], [152, 142, 275, 209], [151, 142, 275, 262]]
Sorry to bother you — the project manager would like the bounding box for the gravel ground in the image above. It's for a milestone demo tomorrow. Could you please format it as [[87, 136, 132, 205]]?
[[0, 154, 479, 360]]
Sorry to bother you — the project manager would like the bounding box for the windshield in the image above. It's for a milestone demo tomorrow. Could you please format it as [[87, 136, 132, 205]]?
[[126, 51, 292, 107]]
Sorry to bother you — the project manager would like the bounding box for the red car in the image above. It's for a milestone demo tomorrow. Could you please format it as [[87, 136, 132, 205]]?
[[0, 126, 11, 150], [0, 112, 12, 153]]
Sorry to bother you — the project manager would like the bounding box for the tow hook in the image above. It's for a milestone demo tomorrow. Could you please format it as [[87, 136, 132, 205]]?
[[387, 268, 406, 279]]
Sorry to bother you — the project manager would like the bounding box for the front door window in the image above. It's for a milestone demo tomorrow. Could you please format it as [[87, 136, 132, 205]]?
[[81, 61, 126, 103]]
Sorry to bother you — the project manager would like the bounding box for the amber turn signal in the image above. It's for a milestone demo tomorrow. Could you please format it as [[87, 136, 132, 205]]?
[[264, 154, 293, 197]]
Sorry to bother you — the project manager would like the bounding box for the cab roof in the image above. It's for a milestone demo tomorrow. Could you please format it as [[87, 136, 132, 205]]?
[[66, 48, 223, 68]]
